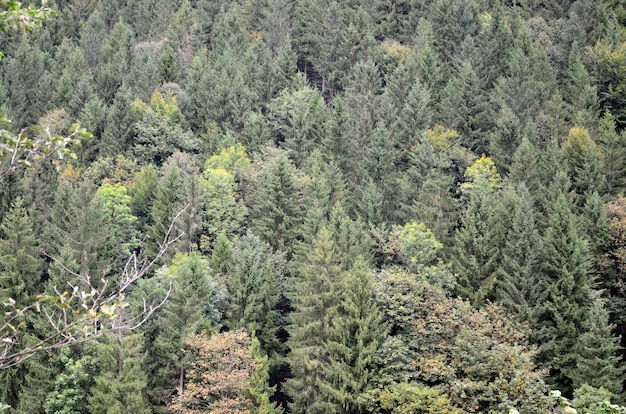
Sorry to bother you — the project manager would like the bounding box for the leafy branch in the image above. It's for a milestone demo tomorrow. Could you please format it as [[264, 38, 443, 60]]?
[[0, 118, 92, 178], [0, 206, 188, 368]]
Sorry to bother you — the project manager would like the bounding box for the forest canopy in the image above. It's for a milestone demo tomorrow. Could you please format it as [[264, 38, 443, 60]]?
[[1, 0, 626, 413]]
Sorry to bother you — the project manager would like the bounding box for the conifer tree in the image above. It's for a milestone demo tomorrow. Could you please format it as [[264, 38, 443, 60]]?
[[0, 197, 43, 306], [148, 161, 183, 260], [44, 351, 95, 414], [226, 232, 284, 359], [562, 126, 606, 205], [322, 258, 387, 414], [571, 295, 624, 395], [88, 332, 151, 414], [535, 193, 592, 395], [597, 111, 626, 196], [454, 156, 509, 307], [249, 153, 303, 258], [100, 88, 138, 158], [495, 184, 543, 323], [286, 228, 344, 413]]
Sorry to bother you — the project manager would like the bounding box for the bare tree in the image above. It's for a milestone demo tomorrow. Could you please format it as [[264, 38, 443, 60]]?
[[0, 207, 187, 368]]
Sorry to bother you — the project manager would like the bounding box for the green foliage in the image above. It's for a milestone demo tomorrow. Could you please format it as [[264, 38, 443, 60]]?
[[225, 232, 284, 358], [88, 333, 151, 414], [372, 270, 550, 413], [535, 193, 592, 395], [44, 351, 95, 414], [365, 382, 463, 414]]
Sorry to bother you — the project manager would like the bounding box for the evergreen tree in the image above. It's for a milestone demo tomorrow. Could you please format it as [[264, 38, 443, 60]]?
[[571, 295, 624, 395], [286, 228, 344, 413], [562, 126, 606, 203], [100, 88, 138, 158], [0, 198, 43, 306], [44, 351, 95, 414], [88, 332, 151, 414], [597, 111, 626, 196], [454, 156, 509, 307], [495, 184, 543, 323], [535, 193, 592, 395], [148, 161, 184, 260], [267, 78, 327, 168], [226, 232, 284, 359], [322, 258, 387, 414], [249, 153, 303, 258]]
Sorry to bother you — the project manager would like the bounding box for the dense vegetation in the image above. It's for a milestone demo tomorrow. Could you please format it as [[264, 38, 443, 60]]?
[[2, 0, 626, 412]]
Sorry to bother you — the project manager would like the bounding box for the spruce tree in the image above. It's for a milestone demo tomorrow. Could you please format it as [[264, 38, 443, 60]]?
[[286, 228, 344, 413], [454, 156, 509, 307], [495, 184, 543, 323], [0, 197, 43, 306], [322, 258, 387, 414]]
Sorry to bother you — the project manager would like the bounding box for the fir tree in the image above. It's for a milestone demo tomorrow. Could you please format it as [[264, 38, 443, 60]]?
[[322, 258, 387, 414], [535, 193, 592, 395], [572, 295, 624, 395], [249, 153, 303, 258], [88, 332, 151, 414], [226, 232, 284, 358], [0, 197, 43, 306]]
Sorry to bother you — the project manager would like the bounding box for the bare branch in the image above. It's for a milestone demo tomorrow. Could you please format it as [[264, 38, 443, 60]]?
[[0, 206, 187, 368]]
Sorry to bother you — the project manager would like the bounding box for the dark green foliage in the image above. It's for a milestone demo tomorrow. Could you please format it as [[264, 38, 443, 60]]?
[[535, 193, 592, 395], [88, 333, 151, 414], [44, 352, 95, 414], [495, 184, 543, 323], [287, 227, 384, 413], [0, 198, 43, 305], [225, 232, 284, 358], [249, 153, 303, 258], [571, 296, 624, 395]]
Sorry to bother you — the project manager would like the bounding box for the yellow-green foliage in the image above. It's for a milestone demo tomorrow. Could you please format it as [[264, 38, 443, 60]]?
[[423, 125, 459, 153], [397, 221, 442, 265], [204, 143, 251, 173], [463, 154, 503, 191], [149, 90, 184, 125], [563, 126, 602, 164], [367, 382, 463, 414]]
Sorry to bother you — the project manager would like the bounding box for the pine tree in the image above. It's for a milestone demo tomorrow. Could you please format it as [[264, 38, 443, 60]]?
[[562, 126, 606, 206], [267, 78, 327, 168]]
